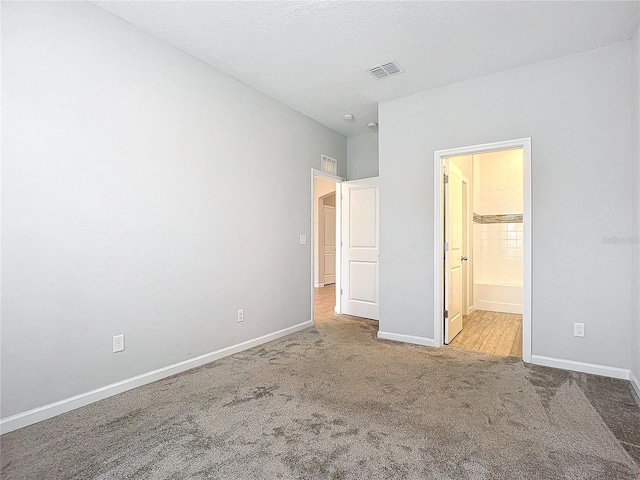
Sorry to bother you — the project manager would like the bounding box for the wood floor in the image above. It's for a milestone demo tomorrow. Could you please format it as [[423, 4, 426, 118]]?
[[448, 310, 522, 358], [314, 284, 336, 322], [315, 287, 521, 358]]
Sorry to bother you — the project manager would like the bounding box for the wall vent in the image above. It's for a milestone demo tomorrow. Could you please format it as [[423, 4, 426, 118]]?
[[321, 155, 338, 176], [369, 61, 404, 79]]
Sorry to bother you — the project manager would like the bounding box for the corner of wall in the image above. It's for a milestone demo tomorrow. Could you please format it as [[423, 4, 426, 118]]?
[[346, 132, 379, 180], [631, 21, 640, 383]]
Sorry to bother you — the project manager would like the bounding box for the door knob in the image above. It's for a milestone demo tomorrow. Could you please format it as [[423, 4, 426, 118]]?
[[461, 256, 468, 261]]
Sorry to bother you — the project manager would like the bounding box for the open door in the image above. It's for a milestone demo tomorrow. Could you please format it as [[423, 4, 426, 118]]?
[[444, 162, 464, 343], [341, 177, 379, 320]]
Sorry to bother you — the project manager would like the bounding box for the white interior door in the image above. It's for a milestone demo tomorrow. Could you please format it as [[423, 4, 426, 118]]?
[[322, 205, 336, 284], [341, 177, 379, 320], [445, 163, 464, 343]]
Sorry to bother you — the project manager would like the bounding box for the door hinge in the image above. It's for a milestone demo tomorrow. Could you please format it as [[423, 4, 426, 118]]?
[[443, 174, 449, 184], [340, 289, 343, 295], [444, 310, 448, 319], [444, 242, 449, 252]]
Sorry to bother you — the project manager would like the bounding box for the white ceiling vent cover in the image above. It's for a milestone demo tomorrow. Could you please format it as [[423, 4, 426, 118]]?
[[321, 155, 338, 176], [369, 61, 404, 79]]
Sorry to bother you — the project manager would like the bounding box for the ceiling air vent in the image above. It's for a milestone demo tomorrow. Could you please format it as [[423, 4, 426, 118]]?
[[369, 61, 404, 79]]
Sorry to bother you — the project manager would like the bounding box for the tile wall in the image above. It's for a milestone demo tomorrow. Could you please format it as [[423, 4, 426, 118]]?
[[473, 150, 524, 287], [473, 222, 523, 285]]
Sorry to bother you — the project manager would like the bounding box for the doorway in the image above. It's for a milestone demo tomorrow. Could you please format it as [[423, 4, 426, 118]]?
[[313, 173, 340, 322], [310, 169, 381, 325], [434, 138, 532, 362]]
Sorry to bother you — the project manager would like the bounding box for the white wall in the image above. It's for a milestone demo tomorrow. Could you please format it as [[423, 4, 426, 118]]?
[[379, 41, 635, 370], [1, 2, 346, 419], [347, 132, 379, 180], [313, 177, 337, 286], [632, 22, 640, 390]]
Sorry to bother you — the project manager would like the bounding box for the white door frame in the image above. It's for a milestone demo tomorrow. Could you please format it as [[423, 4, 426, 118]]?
[[311, 169, 344, 323], [433, 138, 532, 362]]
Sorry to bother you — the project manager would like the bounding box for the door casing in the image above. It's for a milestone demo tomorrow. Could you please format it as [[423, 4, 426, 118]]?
[[434, 138, 532, 362]]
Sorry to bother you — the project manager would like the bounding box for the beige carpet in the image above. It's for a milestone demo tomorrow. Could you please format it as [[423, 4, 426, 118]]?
[[2, 315, 639, 479]]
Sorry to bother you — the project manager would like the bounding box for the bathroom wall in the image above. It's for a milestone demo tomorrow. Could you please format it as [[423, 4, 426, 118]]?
[[451, 155, 473, 181], [472, 150, 524, 313]]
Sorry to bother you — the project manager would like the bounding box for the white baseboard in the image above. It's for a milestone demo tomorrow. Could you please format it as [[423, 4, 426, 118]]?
[[631, 371, 640, 400], [531, 355, 630, 380], [474, 300, 522, 314], [0, 320, 312, 435], [377, 331, 436, 347]]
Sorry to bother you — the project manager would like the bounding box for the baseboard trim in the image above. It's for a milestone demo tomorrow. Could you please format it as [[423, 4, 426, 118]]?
[[377, 331, 436, 347], [531, 354, 630, 380], [630, 371, 640, 400], [474, 300, 522, 315], [0, 320, 312, 435]]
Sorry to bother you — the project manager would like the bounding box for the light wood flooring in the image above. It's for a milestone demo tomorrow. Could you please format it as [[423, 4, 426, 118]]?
[[448, 310, 522, 358], [315, 287, 521, 358], [314, 284, 336, 322]]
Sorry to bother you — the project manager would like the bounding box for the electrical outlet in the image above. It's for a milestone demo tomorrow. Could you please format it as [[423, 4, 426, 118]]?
[[299, 235, 307, 245], [237, 309, 244, 323], [574, 323, 585, 338], [113, 334, 125, 353]]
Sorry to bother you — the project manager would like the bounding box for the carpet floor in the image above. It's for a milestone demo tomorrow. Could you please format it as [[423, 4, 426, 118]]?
[[2, 315, 639, 479]]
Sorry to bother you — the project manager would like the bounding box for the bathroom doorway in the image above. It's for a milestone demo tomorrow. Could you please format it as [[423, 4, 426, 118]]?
[[434, 138, 532, 362]]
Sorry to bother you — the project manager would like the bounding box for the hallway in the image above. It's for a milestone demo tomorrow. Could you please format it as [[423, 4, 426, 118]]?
[[448, 310, 522, 358], [314, 284, 335, 323]]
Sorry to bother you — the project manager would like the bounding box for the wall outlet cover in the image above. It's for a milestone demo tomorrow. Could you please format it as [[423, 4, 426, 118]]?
[[113, 334, 125, 353], [573, 323, 585, 338]]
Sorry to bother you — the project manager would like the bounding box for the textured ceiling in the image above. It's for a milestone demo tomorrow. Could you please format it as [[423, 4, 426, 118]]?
[[94, 1, 639, 137]]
